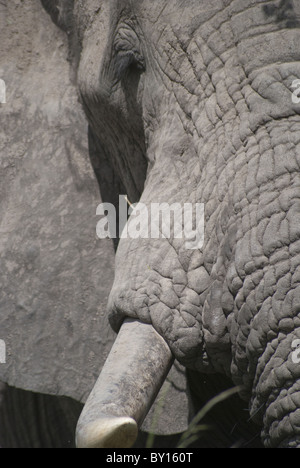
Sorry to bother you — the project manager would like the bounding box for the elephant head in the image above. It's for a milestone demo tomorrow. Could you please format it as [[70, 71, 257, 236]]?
[[66, 0, 300, 449], [12, 0, 297, 448], [0, 0, 188, 447]]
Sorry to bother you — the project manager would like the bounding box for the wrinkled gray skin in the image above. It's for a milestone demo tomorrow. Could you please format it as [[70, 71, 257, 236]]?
[[69, 0, 300, 448]]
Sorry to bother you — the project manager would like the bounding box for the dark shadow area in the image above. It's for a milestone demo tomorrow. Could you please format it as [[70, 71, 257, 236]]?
[[263, 0, 300, 28], [87, 57, 148, 251], [88, 126, 126, 251], [134, 432, 183, 449], [186, 371, 264, 448], [136, 371, 264, 449], [0, 384, 83, 448], [0, 384, 185, 448]]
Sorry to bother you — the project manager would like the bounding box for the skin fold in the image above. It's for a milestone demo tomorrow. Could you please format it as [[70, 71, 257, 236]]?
[[43, 0, 300, 447]]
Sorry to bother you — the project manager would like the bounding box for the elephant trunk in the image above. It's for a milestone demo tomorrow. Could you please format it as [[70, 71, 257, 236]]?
[[262, 384, 300, 448], [249, 332, 300, 448], [75, 319, 174, 448]]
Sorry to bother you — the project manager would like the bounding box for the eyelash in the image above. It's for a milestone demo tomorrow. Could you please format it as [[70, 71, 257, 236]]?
[[112, 26, 145, 81], [114, 50, 145, 80]]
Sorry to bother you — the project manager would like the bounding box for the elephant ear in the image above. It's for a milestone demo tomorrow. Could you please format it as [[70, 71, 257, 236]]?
[[0, 0, 116, 402], [40, 0, 74, 32]]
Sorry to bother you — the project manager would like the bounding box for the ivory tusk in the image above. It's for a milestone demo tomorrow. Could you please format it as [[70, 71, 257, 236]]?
[[76, 319, 174, 448]]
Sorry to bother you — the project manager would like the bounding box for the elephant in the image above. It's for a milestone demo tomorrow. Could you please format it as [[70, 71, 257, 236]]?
[[61, 0, 299, 449], [0, 0, 189, 448], [1, 0, 300, 449]]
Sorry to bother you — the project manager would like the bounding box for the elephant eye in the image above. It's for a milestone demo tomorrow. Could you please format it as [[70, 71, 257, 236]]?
[[112, 25, 145, 82]]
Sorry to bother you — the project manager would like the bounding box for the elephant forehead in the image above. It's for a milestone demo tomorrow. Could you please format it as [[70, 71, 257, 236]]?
[[76, 0, 224, 92], [131, 0, 225, 24]]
